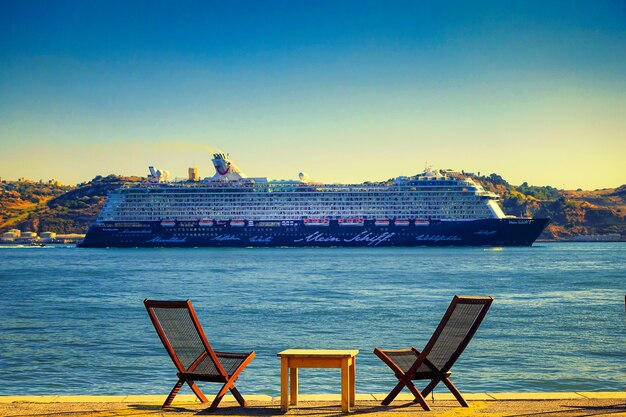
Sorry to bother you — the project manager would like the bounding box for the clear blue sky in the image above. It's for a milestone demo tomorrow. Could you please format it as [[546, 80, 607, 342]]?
[[1, 0, 625, 189]]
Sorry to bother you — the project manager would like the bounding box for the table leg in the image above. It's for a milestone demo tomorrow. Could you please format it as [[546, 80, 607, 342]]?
[[290, 367, 298, 405], [341, 358, 350, 412], [350, 356, 356, 407], [281, 357, 289, 412]]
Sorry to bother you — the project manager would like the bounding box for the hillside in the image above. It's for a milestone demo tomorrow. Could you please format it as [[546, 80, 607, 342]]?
[[0, 174, 624, 240], [0, 175, 141, 235], [473, 174, 625, 240], [0, 180, 74, 232]]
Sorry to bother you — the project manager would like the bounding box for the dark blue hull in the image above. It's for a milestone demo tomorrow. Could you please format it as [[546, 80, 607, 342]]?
[[79, 218, 549, 247]]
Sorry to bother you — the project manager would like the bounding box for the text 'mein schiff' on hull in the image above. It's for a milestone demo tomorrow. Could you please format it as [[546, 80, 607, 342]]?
[[79, 152, 549, 247]]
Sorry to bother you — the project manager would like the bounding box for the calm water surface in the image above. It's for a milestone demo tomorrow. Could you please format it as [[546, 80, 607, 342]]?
[[0, 243, 624, 395]]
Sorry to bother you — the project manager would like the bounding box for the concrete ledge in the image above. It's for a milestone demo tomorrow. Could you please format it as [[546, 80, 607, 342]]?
[[577, 391, 626, 399], [121, 394, 167, 403], [286, 393, 377, 402], [0, 394, 274, 404], [487, 392, 586, 400], [0, 392, 623, 403], [2, 393, 624, 417], [370, 392, 494, 402], [0, 396, 59, 403], [53, 395, 128, 403]]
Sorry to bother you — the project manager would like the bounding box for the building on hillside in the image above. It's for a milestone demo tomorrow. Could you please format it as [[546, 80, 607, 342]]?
[[16, 231, 38, 243], [40, 231, 57, 242], [2, 229, 21, 242]]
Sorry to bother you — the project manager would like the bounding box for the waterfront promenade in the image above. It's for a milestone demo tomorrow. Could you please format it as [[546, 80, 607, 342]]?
[[1, 392, 624, 416]]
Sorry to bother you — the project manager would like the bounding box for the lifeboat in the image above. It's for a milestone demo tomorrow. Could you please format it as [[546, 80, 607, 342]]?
[[395, 219, 410, 226], [375, 219, 390, 226], [414, 220, 430, 226], [338, 218, 364, 226], [161, 220, 176, 227], [230, 220, 245, 227], [303, 218, 330, 226], [198, 218, 213, 227]]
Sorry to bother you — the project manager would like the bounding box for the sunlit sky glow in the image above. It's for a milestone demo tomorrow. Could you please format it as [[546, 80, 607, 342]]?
[[1, 1, 625, 189]]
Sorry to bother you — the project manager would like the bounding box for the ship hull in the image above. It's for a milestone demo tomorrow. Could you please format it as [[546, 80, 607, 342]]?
[[78, 218, 549, 248]]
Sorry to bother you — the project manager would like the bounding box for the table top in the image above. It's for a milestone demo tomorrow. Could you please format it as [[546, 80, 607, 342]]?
[[277, 349, 359, 358]]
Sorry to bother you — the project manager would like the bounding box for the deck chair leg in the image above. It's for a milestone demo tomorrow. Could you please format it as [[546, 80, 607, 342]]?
[[404, 379, 431, 411], [209, 380, 235, 410], [441, 377, 468, 407], [381, 380, 406, 405], [187, 380, 209, 403], [229, 386, 247, 406], [163, 379, 185, 408], [421, 378, 441, 398]]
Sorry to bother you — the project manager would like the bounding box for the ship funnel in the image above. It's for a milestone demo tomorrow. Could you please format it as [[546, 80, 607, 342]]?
[[210, 152, 246, 181]]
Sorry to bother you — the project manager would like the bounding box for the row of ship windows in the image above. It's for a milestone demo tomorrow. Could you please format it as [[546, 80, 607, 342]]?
[[108, 210, 490, 214], [109, 209, 489, 214], [108, 212, 491, 219], [121, 194, 484, 202], [114, 201, 488, 209], [117, 194, 487, 199], [118, 201, 485, 208], [116, 207, 487, 213], [105, 215, 489, 222], [122, 185, 480, 194], [122, 189, 484, 200], [111, 201, 488, 208], [105, 204, 488, 214]]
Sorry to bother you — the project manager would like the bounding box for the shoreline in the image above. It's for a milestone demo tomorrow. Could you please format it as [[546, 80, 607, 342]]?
[[1, 392, 624, 416], [2, 391, 624, 402]]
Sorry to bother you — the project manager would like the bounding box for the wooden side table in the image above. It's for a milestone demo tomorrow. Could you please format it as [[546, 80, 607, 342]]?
[[277, 349, 359, 413]]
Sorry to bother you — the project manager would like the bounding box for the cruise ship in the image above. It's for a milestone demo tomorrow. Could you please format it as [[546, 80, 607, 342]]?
[[79, 153, 549, 247]]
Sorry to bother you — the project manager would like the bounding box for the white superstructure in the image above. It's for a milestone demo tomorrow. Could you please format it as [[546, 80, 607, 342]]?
[[97, 154, 504, 224]]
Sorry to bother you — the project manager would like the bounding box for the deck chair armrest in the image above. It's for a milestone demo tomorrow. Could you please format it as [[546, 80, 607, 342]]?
[[214, 351, 254, 359], [374, 348, 412, 376]]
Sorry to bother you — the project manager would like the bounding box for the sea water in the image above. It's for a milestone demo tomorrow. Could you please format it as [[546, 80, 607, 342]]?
[[0, 243, 624, 395]]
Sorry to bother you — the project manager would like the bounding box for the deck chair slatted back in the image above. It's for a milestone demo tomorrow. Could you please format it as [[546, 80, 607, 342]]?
[[147, 301, 223, 376], [145, 299, 255, 410], [422, 297, 491, 373], [374, 295, 492, 411]]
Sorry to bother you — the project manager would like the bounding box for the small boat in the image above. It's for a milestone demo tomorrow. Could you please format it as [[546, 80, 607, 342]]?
[[198, 218, 214, 227], [161, 220, 176, 227], [395, 219, 410, 226], [375, 219, 390, 226], [303, 218, 330, 226], [414, 220, 430, 226], [230, 220, 245, 227], [338, 218, 364, 226]]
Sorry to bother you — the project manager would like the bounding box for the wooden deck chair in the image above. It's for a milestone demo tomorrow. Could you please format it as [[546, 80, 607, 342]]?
[[374, 295, 492, 411], [144, 299, 256, 410]]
